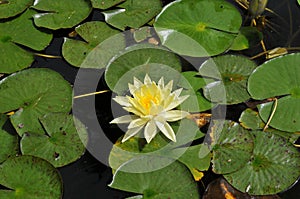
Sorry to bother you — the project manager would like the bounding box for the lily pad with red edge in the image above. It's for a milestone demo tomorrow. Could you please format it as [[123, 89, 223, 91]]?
[[103, 0, 162, 30], [0, 68, 72, 136], [224, 131, 300, 195], [199, 55, 257, 104], [0, 114, 18, 163], [154, 0, 242, 57], [248, 53, 300, 132], [109, 156, 200, 199], [32, 0, 92, 30], [0, 0, 33, 19], [62, 21, 126, 68], [0, 9, 53, 74], [20, 113, 88, 167], [91, 0, 125, 9], [0, 155, 62, 199], [209, 120, 254, 174]]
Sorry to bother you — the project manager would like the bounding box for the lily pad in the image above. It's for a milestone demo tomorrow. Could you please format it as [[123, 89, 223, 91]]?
[[0, 114, 18, 163], [248, 53, 300, 132], [0, 0, 33, 19], [109, 156, 200, 199], [0, 68, 72, 136], [105, 44, 182, 94], [154, 0, 242, 57], [20, 113, 88, 167], [209, 120, 254, 174], [62, 21, 125, 68], [91, 0, 125, 9], [0, 9, 53, 74], [224, 131, 300, 195], [0, 155, 62, 199], [230, 26, 263, 51], [199, 55, 257, 104], [103, 0, 162, 30], [32, 0, 92, 30]]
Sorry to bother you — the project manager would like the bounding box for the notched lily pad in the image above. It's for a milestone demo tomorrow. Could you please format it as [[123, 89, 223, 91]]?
[[109, 156, 200, 199], [32, 0, 92, 30], [0, 9, 52, 74], [154, 0, 242, 57], [0, 0, 33, 19], [103, 0, 162, 30], [224, 131, 300, 195], [0, 155, 62, 199], [0, 68, 72, 136], [20, 113, 88, 167], [62, 21, 125, 68], [199, 55, 257, 104]]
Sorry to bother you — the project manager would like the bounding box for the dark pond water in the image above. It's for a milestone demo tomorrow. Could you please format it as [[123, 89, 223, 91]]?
[[29, 0, 300, 198]]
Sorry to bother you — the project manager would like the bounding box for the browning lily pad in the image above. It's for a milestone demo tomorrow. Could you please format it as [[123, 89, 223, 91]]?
[[0, 68, 72, 136], [103, 0, 162, 30], [0, 9, 52, 74], [20, 113, 88, 167], [0, 0, 33, 19], [224, 131, 300, 195], [32, 0, 92, 30], [62, 21, 125, 68], [109, 156, 200, 199], [0, 155, 62, 199], [248, 53, 300, 132], [154, 0, 242, 57], [199, 55, 257, 104]]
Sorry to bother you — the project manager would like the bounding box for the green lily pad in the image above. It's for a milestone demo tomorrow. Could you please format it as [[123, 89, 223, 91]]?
[[133, 26, 153, 43], [32, 0, 92, 30], [20, 113, 87, 167], [62, 21, 125, 68], [103, 0, 162, 30], [210, 120, 254, 174], [0, 9, 52, 74], [109, 156, 200, 199], [0, 0, 33, 19], [105, 44, 182, 94], [91, 0, 125, 9], [199, 55, 257, 104], [0, 68, 72, 136], [0, 114, 18, 163], [224, 131, 300, 195], [154, 0, 242, 57], [178, 71, 215, 112], [248, 53, 300, 132], [0, 155, 62, 198], [230, 26, 263, 51]]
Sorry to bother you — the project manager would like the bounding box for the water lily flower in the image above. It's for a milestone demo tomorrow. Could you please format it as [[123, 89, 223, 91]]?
[[110, 74, 190, 143]]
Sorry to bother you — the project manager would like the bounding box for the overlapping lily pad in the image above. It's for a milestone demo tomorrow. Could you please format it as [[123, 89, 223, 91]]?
[[0, 68, 72, 136], [248, 53, 300, 132], [32, 0, 92, 30], [199, 55, 257, 104], [0, 9, 52, 74], [209, 120, 254, 174], [20, 113, 87, 167], [62, 21, 125, 68], [103, 0, 162, 30], [0, 0, 33, 19], [0, 155, 62, 199], [91, 0, 125, 9], [109, 156, 200, 199], [224, 131, 300, 195], [154, 0, 242, 57], [230, 26, 263, 51], [105, 44, 182, 94], [0, 114, 18, 163]]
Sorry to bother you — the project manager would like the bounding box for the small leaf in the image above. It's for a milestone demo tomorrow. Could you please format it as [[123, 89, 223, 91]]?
[[230, 26, 263, 51]]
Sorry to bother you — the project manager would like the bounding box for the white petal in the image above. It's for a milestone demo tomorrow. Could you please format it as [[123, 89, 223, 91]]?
[[110, 115, 137, 124], [128, 118, 148, 129], [122, 126, 144, 142], [113, 96, 130, 106], [155, 120, 176, 142], [165, 95, 189, 111], [144, 74, 152, 85], [160, 110, 190, 122], [133, 77, 143, 88], [173, 88, 183, 97], [144, 120, 157, 143], [128, 83, 137, 95], [123, 107, 144, 117], [164, 80, 173, 91], [158, 77, 164, 89]]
